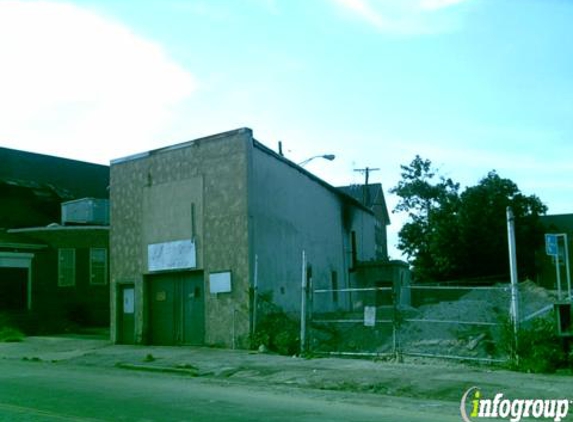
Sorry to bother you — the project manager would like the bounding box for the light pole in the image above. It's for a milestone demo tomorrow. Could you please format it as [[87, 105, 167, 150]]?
[[297, 154, 335, 167]]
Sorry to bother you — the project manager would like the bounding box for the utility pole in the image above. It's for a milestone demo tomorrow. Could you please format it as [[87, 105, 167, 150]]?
[[354, 167, 380, 205]]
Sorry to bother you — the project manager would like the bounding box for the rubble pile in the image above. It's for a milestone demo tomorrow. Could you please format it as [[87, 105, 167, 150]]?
[[395, 280, 556, 359]]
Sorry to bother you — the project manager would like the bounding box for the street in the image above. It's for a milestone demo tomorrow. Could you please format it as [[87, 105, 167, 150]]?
[[0, 360, 460, 422]]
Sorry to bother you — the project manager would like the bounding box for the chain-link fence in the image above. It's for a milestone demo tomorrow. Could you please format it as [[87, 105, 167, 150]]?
[[310, 286, 396, 358], [307, 283, 542, 363]]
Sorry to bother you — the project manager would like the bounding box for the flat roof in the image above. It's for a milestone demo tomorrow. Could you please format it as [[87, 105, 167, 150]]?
[[110, 128, 252, 165], [8, 226, 109, 234], [0, 242, 47, 250], [110, 127, 373, 215]]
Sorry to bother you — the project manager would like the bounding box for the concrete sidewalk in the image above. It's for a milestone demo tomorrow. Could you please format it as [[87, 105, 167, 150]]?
[[1, 335, 571, 403]]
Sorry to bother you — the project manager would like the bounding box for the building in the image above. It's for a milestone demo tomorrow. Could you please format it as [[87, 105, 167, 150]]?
[[338, 183, 390, 260], [110, 128, 378, 348], [0, 147, 110, 331]]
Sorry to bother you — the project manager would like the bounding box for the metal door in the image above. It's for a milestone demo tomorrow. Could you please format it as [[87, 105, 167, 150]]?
[[181, 272, 205, 345], [119, 286, 135, 344], [149, 275, 177, 345], [149, 272, 204, 346]]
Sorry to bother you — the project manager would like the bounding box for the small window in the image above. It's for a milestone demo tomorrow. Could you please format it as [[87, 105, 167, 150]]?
[[331, 271, 339, 303], [58, 248, 76, 287], [351, 230, 358, 268], [90, 248, 108, 285]]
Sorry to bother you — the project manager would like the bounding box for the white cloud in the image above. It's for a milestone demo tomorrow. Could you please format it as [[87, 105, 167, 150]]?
[[331, 0, 472, 35], [0, 0, 196, 163]]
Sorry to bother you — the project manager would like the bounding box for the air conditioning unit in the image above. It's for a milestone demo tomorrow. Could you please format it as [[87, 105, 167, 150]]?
[[61, 198, 110, 225]]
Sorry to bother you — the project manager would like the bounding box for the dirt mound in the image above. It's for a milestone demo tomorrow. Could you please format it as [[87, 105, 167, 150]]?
[[396, 281, 556, 360]]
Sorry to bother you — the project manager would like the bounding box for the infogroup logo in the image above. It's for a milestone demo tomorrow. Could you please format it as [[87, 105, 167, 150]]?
[[460, 387, 571, 422]]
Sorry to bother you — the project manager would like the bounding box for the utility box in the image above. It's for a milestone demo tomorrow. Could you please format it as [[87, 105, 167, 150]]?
[[62, 198, 110, 225], [555, 302, 573, 337]]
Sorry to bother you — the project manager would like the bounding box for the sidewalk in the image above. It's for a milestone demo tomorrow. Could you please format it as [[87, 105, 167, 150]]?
[[1, 335, 571, 403]]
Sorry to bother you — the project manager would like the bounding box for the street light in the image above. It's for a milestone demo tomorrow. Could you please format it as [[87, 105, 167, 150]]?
[[297, 154, 336, 167]]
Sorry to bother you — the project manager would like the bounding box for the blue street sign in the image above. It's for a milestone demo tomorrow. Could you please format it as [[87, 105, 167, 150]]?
[[545, 234, 558, 256]]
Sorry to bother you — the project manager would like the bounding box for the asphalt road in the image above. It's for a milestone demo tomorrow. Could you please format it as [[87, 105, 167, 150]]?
[[0, 360, 462, 422]]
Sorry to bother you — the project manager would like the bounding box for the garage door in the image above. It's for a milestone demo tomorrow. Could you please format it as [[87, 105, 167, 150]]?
[[149, 272, 205, 346]]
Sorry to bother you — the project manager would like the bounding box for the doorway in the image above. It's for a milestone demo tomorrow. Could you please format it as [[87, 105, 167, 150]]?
[[148, 271, 205, 346], [118, 284, 135, 344], [0, 268, 28, 310], [0, 252, 33, 311]]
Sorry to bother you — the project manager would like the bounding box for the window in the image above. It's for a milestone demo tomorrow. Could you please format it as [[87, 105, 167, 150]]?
[[58, 248, 75, 287], [90, 248, 108, 285], [331, 271, 339, 304], [351, 230, 358, 268]]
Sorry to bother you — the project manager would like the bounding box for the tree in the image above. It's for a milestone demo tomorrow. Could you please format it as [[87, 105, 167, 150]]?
[[456, 171, 547, 279], [389, 156, 460, 280], [391, 158, 547, 282]]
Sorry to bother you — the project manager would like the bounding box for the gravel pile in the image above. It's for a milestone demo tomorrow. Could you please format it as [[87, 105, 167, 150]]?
[[395, 281, 556, 359]]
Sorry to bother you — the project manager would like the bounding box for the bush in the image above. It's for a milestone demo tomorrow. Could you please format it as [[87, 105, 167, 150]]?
[[251, 291, 300, 356], [0, 326, 24, 342], [503, 315, 568, 373]]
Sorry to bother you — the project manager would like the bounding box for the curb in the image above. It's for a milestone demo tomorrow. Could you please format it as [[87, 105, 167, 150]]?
[[114, 362, 199, 376]]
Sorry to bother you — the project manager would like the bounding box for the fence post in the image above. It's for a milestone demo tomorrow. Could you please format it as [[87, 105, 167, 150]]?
[[392, 283, 402, 362], [300, 250, 307, 355], [506, 207, 520, 361]]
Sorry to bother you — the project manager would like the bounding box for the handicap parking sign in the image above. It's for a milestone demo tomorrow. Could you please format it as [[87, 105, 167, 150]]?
[[545, 234, 558, 256]]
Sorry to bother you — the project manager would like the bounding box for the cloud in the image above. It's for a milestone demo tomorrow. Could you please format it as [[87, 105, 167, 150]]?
[[331, 0, 472, 35], [0, 0, 196, 163]]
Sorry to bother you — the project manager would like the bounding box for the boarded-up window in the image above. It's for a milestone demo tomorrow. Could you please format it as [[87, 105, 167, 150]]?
[[58, 248, 75, 287], [90, 248, 107, 285]]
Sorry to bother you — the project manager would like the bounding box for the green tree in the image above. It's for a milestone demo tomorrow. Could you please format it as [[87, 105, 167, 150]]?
[[391, 158, 547, 281], [389, 156, 460, 280], [457, 171, 547, 279]]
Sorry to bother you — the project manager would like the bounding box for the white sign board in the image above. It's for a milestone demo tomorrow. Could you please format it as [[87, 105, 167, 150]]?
[[364, 306, 376, 327], [123, 288, 135, 314], [209, 271, 232, 294], [148, 240, 196, 272]]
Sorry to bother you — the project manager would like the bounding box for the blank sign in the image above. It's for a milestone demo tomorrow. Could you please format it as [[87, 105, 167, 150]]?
[[209, 271, 232, 294], [148, 239, 196, 272]]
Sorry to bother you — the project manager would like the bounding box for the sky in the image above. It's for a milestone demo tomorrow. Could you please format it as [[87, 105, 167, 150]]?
[[1, 0, 572, 259]]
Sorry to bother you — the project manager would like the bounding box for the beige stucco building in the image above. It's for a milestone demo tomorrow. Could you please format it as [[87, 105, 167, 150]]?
[[110, 128, 378, 348]]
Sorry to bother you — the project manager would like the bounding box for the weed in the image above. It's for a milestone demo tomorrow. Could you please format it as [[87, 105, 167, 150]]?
[[251, 291, 300, 356], [501, 314, 568, 373], [143, 353, 156, 362], [0, 314, 25, 342]]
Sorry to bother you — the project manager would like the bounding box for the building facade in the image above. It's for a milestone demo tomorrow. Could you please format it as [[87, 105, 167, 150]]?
[[0, 147, 110, 331], [110, 128, 378, 348]]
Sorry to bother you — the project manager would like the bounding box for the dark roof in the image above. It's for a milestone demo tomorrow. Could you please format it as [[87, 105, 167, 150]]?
[[0, 146, 109, 199], [338, 183, 390, 224]]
